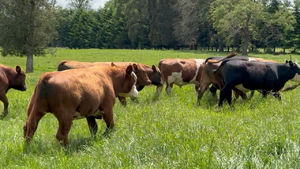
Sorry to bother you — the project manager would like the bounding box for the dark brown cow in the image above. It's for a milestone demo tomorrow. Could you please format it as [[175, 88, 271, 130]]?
[[0, 65, 27, 117], [157, 58, 205, 94], [23, 65, 138, 146], [57, 60, 158, 105]]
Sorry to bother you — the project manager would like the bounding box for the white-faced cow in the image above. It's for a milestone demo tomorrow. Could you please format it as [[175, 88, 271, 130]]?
[[57, 60, 152, 106], [0, 65, 27, 117], [23, 65, 138, 146], [214, 59, 300, 107], [157, 58, 205, 94]]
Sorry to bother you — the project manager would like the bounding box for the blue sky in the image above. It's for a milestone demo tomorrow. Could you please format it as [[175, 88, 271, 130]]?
[[56, 0, 109, 10]]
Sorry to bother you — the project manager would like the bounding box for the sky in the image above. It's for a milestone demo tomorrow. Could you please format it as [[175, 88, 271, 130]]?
[[56, 0, 109, 10]]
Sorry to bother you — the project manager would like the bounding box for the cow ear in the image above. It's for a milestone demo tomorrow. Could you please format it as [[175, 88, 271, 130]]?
[[132, 63, 138, 70], [16, 66, 21, 74], [152, 65, 157, 72], [126, 65, 133, 74], [285, 60, 289, 64], [111, 62, 116, 67], [289, 60, 293, 66]]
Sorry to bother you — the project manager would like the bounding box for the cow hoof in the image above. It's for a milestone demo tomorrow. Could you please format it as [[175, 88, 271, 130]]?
[[1, 111, 8, 118]]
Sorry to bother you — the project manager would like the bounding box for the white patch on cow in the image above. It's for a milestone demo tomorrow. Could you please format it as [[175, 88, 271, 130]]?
[[167, 71, 184, 86], [235, 84, 250, 92], [190, 59, 204, 84], [248, 58, 257, 62], [118, 72, 139, 98]]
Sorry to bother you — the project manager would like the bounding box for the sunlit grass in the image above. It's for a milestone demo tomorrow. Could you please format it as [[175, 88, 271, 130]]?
[[0, 49, 300, 168]]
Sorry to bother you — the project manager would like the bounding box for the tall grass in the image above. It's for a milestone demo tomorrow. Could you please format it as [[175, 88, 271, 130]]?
[[0, 49, 300, 168]]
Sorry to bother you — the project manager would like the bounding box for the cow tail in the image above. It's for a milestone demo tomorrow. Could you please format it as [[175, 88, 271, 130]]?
[[158, 60, 165, 84], [213, 59, 231, 73], [205, 51, 238, 64], [57, 60, 70, 71]]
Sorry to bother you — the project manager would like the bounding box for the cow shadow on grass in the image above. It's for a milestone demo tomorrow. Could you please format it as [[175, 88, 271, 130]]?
[[23, 130, 115, 155]]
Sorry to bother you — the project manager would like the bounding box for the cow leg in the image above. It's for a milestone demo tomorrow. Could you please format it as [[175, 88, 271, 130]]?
[[219, 86, 231, 107], [0, 94, 9, 117], [56, 118, 73, 146], [117, 96, 127, 106], [156, 85, 163, 95], [209, 85, 218, 97], [197, 82, 211, 104], [86, 116, 98, 135], [273, 92, 281, 100], [165, 83, 173, 95], [101, 108, 114, 134], [225, 90, 233, 105], [249, 90, 255, 99], [23, 109, 46, 142], [194, 85, 199, 92]]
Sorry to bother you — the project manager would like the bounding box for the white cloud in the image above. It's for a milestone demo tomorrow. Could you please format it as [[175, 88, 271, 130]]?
[[56, 0, 109, 10]]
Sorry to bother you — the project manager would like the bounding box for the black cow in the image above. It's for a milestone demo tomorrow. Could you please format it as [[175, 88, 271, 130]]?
[[215, 59, 300, 107]]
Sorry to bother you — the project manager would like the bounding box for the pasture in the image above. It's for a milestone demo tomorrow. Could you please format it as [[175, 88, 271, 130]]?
[[1, 49, 300, 168]]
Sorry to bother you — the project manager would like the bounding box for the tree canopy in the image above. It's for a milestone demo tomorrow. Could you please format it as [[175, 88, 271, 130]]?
[[0, 0, 300, 71]]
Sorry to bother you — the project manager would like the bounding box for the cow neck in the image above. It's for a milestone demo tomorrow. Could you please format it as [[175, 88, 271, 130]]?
[[107, 68, 127, 96], [141, 65, 152, 76], [1, 66, 16, 90]]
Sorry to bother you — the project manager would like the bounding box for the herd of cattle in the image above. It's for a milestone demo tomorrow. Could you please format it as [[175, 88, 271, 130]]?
[[1, 52, 300, 146]]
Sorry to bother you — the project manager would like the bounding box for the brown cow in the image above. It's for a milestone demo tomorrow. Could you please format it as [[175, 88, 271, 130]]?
[[0, 65, 27, 117], [23, 65, 138, 146], [57, 60, 157, 105], [157, 58, 205, 94], [57, 60, 151, 86]]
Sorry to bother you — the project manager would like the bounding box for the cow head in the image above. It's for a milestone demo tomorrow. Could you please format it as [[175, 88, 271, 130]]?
[[150, 65, 163, 86], [286, 60, 300, 77], [118, 65, 139, 98], [11, 66, 27, 91], [132, 63, 151, 85]]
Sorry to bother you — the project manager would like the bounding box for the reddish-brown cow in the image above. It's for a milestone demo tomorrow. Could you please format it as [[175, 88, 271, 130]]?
[[57, 60, 155, 105], [0, 65, 27, 117], [23, 65, 138, 146], [157, 59, 205, 94]]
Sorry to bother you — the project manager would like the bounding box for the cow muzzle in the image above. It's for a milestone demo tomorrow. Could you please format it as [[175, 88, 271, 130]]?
[[22, 85, 27, 91]]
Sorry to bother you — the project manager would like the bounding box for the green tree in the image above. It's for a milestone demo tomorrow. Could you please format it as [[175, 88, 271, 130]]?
[[0, 0, 58, 72], [68, 0, 91, 10], [68, 8, 97, 48], [173, 0, 215, 49], [148, 0, 176, 48], [210, 0, 294, 55], [119, 0, 151, 49], [54, 8, 74, 47]]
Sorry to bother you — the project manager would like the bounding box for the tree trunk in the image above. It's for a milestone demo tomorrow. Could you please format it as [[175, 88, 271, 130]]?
[[242, 38, 249, 56], [26, 53, 34, 73], [218, 35, 224, 52]]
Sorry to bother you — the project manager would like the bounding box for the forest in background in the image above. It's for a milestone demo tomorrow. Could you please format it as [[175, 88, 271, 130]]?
[[1, 0, 300, 72]]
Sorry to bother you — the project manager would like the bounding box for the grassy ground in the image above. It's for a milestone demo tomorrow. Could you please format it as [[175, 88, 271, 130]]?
[[1, 49, 300, 168]]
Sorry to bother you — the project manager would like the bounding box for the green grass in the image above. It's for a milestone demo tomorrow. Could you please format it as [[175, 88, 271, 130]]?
[[1, 49, 300, 168]]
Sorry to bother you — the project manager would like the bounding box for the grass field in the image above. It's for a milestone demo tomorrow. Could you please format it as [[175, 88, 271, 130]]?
[[1, 49, 300, 168]]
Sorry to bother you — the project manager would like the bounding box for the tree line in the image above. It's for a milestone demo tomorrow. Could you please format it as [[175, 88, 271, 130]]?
[[0, 0, 299, 72]]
